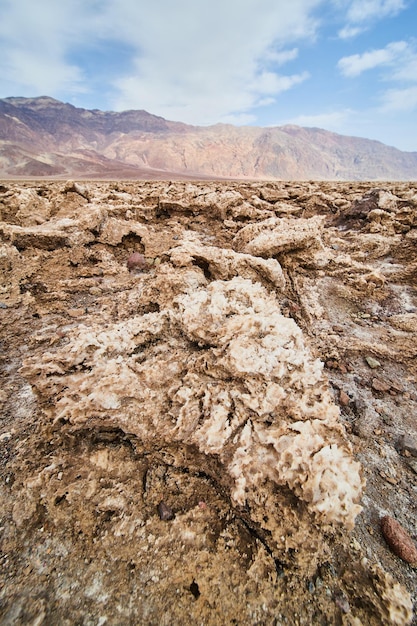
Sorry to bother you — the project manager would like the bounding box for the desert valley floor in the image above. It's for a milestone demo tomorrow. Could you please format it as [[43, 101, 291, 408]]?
[[0, 180, 416, 625]]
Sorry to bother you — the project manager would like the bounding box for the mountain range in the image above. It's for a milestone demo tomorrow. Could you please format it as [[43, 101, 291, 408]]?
[[1, 96, 416, 180]]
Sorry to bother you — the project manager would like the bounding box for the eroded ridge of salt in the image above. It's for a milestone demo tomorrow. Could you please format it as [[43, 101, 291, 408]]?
[[175, 278, 363, 527], [23, 275, 364, 563]]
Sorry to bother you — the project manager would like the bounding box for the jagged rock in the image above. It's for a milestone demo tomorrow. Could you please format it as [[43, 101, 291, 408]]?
[[233, 215, 324, 257], [169, 240, 285, 288], [63, 180, 91, 201], [98, 217, 149, 247]]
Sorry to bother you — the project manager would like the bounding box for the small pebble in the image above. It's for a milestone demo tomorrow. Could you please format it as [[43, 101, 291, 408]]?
[[326, 359, 339, 370], [365, 356, 381, 369], [372, 378, 391, 393], [0, 303, 8, 309], [380, 515, 417, 566], [67, 308, 84, 318], [157, 501, 174, 521], [127, 252, 148, 272], [339, 390, 350, 406]]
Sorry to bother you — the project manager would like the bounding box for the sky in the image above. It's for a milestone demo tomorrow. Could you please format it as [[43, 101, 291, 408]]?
[[0, 0, 417, 151]]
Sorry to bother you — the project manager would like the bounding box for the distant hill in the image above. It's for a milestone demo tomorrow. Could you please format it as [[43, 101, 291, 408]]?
[[1, 96, 416, 180]]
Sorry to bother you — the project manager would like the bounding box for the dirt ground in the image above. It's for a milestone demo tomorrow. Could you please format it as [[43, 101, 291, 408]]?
[[0, 180, 416, 625]]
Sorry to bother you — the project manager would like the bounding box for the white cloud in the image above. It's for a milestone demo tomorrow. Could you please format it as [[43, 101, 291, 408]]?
[[346, 0, 406, 23], [4, 49, 85, 94], [390, 53, 417, 82], [337, 35, 417, 115], [337, 0, 406, 39], [250, 71, 309, 97], [379, 86, 417, 111], [338, 41, 408, 77], [0, 0, 324, 123], [338, 25, 364, 39], [104, 0, 321, 123], [0, 0, 98, 95], [264, 48, 299, 65]]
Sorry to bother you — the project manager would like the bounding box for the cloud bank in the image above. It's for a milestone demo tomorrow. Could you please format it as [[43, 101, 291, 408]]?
[[0, 0, 322, 124]]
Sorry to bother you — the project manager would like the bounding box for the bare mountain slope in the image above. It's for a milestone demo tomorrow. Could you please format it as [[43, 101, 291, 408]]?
[[1, 96, 416, 179]]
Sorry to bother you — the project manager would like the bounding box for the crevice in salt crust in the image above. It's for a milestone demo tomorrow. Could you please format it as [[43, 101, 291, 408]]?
[[22, 275, 364, 563]]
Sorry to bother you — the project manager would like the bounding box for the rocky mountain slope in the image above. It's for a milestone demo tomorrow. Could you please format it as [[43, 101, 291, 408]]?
[[1, 97, 417, 180], [0, 180, 416, 624]]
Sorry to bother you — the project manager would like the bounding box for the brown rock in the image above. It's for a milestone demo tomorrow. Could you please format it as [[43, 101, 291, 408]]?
[[372, 378, 391, 393], [339, 390, 350, 406], [326, 359, 339, 370], [157, 501, 174, 521], [380, 516, 417, 566]]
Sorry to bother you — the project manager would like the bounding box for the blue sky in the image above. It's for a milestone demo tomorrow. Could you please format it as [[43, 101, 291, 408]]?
[[1, 0, 416, 151]]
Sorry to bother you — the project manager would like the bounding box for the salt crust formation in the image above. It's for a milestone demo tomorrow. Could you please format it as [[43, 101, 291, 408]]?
[[1, 180, 416, 624], [24, 273, 363, 553], [232, 215, 325, 257]]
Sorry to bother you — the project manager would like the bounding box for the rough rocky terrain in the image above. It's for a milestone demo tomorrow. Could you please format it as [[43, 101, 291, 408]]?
[[0, 179, 416, 625], [1, 97, 417, 180]]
